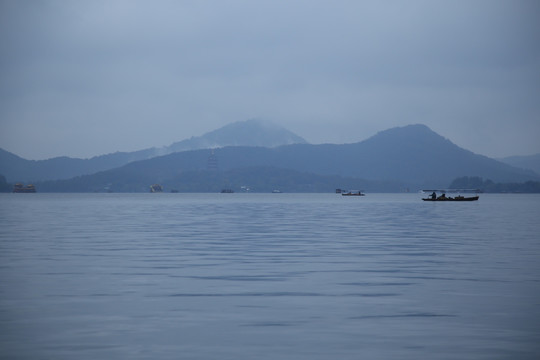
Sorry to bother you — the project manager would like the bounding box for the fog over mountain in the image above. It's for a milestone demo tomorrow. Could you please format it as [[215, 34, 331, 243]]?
[[0, 120, 306, 182], [167, 119, 307, 152], [2, 1, 540, 160]]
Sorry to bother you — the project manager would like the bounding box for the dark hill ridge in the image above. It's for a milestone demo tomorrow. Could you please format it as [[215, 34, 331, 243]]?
[[223, 125, 537, 183], [34, 124, 539, 192], [0, 147, 157, 183], [498, 153, 540, 175], [0, 119, 307, 182], [194, 125, 536, 184]]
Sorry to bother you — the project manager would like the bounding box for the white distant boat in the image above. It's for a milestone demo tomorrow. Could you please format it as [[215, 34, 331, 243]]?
[[150, 184, 163, 193], [341, 190, 365, 196], [13, 183, 36, 193]]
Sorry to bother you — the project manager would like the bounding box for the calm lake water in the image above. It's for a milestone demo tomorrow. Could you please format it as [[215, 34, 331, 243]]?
[[1, 193, 539, 359]]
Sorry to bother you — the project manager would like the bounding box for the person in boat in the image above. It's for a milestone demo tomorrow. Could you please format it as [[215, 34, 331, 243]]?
[[437, 193, 446, 200], [431, 192, 436, 200]]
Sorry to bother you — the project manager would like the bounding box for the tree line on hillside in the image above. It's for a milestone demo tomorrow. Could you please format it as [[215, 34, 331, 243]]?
[[0, 175, 11, 192], [449, 176, 540, 193]]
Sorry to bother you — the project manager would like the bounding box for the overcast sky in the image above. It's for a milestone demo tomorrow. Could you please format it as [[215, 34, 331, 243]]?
[[1, 0, 539, 160]]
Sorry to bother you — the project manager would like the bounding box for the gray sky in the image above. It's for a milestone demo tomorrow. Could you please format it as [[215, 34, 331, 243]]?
[[1, 0, 539, 160]]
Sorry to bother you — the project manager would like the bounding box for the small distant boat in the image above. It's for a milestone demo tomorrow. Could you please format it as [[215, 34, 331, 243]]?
[[150, 184, 163, 193], [13, 183, 36, 193], [422, 190, 479, 201], [341, 190, 365, 196], [221, 189, 234, 193]]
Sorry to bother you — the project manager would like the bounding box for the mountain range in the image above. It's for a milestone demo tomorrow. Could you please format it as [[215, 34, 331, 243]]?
[[0, 119, 307, 183], [5, 123, 536, 193]]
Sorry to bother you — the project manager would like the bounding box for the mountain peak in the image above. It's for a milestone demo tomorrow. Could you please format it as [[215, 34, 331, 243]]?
[[167, 119, 307, 152], [365, 124, 455, 150], [374, 124, 437, 137]]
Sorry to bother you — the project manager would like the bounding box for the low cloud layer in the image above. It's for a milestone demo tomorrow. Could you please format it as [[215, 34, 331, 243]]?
[[1, 0, 539, 159]]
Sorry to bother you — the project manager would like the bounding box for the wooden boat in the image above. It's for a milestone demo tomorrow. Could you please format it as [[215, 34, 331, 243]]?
[[422, 195, 479, 201], [422, 190, 479, 201]]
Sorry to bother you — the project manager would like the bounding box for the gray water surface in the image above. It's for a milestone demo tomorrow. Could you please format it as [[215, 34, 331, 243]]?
[[1, 193, 539, 359]]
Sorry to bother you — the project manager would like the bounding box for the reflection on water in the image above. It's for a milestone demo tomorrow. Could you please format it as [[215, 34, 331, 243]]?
[[1, 193, 540, 359]]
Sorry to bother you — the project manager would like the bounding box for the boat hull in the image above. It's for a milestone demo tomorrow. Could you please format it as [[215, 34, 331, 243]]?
[[422, 196, 479, 201]]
